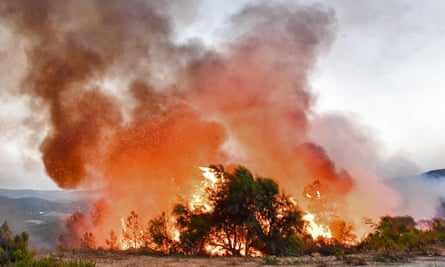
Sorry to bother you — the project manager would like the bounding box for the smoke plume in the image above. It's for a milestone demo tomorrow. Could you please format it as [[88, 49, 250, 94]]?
[[0, 0, 420, 244]]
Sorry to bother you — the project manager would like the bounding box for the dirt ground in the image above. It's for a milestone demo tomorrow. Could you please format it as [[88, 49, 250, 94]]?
[[46, 251, 445, 267]]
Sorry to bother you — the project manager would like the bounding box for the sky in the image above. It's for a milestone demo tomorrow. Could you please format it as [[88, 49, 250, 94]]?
[[186, 0, 445, 170], [0, 0, 444, 190]]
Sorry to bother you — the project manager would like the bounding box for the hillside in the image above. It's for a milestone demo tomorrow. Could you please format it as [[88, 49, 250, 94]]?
[[0, 188, 99, 203], [0, 194, 90, 250]]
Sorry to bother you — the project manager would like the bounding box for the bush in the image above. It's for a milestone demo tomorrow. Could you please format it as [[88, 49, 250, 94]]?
[[262, 255, 279, 265]]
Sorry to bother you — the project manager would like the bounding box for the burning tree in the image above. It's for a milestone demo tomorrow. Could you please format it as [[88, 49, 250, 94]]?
[[147, 212, 175, 254], [105, 230, 118, 250], [122, 211, 143, 249], [173, 165, 305, 256], [80, 232, 97, 250], [173, 204, 213, 255]]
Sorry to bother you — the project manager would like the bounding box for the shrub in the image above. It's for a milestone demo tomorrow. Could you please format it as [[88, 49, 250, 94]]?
[[261, 255, 279, 265]]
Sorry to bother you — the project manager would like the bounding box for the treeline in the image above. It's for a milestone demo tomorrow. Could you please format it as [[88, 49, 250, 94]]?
[[68, 165, 445, 261], [5, 164, 445, 263], [80, 165, 308, 256], [74, 165, 350, 256]]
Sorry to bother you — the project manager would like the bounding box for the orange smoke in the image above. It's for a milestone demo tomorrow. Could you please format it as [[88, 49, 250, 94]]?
[[1, 0, 400, 246]]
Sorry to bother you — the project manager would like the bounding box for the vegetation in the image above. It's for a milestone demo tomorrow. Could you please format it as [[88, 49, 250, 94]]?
[[1, 220, 96, 266], [361, 216, 445, 261], [173, 165, 306, 256], [0, 221, 34, 266], [33, 164, 445, 262], [261, 255, 279, 265]]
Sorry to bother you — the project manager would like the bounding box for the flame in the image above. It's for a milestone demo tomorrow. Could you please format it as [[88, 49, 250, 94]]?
[[189, 167, 220, 211], [303, 213, 332, 239], [205, 241, 264, 257]]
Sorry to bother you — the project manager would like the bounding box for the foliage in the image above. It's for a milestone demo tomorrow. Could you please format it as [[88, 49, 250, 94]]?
[[361, 216, 445, 261], [0, 221, 34, 266], [147, 212, 175, 254], [173, 204, 212, 255], [173, 165, 305, 256]]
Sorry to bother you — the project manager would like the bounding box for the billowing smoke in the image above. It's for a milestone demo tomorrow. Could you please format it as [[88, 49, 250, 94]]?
[[1, 0, 433, 245]]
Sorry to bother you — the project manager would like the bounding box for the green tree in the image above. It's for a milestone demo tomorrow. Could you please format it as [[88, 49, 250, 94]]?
[[0, 221, 13, 250], [210, 166, 305, 256], [361, 216, 420, 261], [173, 204, 212, 255], [173, 165, 305, 256], [0, 221, 33, 265], [209, 166, 258, 256]]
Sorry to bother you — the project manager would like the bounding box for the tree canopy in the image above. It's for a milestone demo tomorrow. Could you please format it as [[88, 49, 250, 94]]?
[[173, 165, 305, 256]]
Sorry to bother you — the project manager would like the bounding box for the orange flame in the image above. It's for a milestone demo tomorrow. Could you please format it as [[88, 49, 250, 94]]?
[[303, 213, 332, 239]]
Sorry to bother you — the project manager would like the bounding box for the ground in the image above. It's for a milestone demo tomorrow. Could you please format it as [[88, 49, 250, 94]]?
[[41, 251, 445, 267]]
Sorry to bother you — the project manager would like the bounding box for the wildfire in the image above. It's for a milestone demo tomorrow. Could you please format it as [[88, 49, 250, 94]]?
[[189, 167, 220, 211], [303, 213, 332, 239], [119, 217, 129, 250]]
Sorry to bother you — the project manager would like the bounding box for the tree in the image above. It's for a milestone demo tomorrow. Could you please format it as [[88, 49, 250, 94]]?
[[122, 211, 142, 248], [173, 165, 305, 256], [173, 204, 212, 255], [106, 230, 119, 250], [147, 212, 175, 254], [209, 166, 258, 256], [80, 232, 96, 249], [0, 221, 13, 251], [0, 221, 33, 265], [0, 221, 13, 265]]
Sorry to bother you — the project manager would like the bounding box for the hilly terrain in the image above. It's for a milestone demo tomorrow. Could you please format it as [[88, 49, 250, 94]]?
[[0, 190, 92, 250]]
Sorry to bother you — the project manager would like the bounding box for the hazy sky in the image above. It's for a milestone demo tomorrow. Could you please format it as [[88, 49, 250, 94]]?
[[1, 0, 444, 189]]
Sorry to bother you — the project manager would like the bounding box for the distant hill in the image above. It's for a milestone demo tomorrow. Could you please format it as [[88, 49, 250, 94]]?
[[0, 191, 93, 250], [422, 169, 445, 180], [0, 188, 99, 203]]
